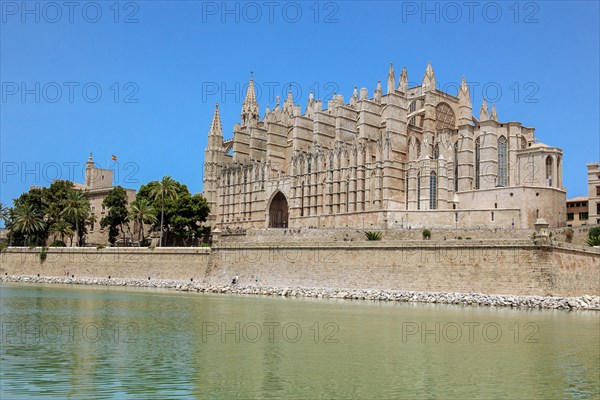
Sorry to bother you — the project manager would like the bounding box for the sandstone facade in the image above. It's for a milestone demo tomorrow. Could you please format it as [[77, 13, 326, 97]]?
[[76, 154, 137, 245], [203, 63, 566, 230], [588, 162, 600, 225]]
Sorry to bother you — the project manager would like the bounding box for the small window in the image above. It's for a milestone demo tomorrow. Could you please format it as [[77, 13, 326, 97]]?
[[409, 101, 417, 126], [545, 156, 553, 187], [567, 213, 574, 221], [417, 172, 421, 210], [475, 137, 481, 189], [497, 136, 508, 186], [597, 203, 600, 214], [491, 211, 494, 221], [429, 172, 437, 210], [579, 212, 588, 220], [596, 186, 600, 196]]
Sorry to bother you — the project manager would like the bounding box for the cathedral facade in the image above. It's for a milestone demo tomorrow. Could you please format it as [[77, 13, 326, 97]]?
[[203, 63, 566, 230]]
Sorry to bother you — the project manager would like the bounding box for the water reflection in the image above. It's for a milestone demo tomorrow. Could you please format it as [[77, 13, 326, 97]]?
[[1, 283, 598, 399]]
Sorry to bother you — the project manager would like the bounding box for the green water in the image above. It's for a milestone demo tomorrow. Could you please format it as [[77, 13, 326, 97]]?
[[0, 283, 598, 399]]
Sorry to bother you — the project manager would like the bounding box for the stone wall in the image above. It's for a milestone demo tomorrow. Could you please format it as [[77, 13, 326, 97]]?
[[1, 241, 598, 297], [209, 240, 599, 297], [0, 247, 209, 282], [223, 227, 534, 242]]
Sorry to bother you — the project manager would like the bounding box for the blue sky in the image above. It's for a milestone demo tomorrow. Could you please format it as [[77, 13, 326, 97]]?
[[1, 0, 599, 212]]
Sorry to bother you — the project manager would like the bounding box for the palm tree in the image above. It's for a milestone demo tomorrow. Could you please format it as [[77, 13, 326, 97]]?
[[0, 202, 10, 227], [61, 191, 91, 247], [129, 198, 158, 245], [12, 204, 45, 245], [149, 176, 178, 247], [49, 219, 74, 244]]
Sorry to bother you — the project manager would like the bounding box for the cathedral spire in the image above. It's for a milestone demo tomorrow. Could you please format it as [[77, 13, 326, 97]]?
[[422, 61, 436, 91], [209, 103, 223, 136], [208, 103, 223, 146], [398, 67, 408, 91], [387, 63, 395, 94], [458, 76, 471, 105], [283, 90, 295, 115], [306, 90, 315, 115], [490, 103, 498, 121], [375, 80, 382, 101], [480, 99, 489, 121], [457, 76, 473, 126], [350, 86, 358, 107], [241, 72, 259, 126]]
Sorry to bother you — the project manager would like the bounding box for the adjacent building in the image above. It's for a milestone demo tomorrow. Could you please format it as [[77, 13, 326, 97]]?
[[203, 63, 566, 230], [566, 197, 589, 227], [76, 154, 137, 245], [588, 162, 600, 225]]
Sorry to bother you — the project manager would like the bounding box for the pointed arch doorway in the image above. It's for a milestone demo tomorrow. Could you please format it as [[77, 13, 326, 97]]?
[[268, 191, 289, 228]]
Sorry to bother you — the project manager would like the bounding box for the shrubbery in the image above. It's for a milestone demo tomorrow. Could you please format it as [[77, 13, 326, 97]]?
[[587, 227, 600, 247], [39, 247, 48, 263], [364, 231, 382, 241]]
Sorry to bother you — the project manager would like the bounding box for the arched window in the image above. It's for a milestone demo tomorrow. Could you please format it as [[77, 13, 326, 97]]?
[[409, 101, 417, 126], [429, 171, 437, 210], [498, 136, 507, 187], [557, 156, 561, 188], [433, 143, 440, 159], [546, 156, 553, 187], [475, 137, 481, 189], [435, 102, 456, 130], [417, 172, 421, 210], [454, 142, 459, 192]]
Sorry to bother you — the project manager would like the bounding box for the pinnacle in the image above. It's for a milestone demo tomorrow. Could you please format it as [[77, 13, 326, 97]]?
[[209, 103, 223, 136]]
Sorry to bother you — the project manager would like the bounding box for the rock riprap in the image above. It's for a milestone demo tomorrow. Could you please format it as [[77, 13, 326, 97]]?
[[1, 275, 598, 310]]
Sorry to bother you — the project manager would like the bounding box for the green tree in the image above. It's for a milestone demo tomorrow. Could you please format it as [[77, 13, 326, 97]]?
[[136, 179, 209, 246], [44, 180, 76, 227], [168, 193, 210, 246], [7, 190, 44, 246], [128, 198, 157, 245], [49, 219, 74, 243], [7, 181, 92, 247], [149, 176, 178, 247], [100, 186, 130, 245], [0, 202, 10, 227], [61, 191, 91, 246], [12, 204, 45, 245]]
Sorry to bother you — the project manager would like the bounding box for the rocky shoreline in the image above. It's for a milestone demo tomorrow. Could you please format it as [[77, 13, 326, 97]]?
[[2, 275, 599, 310]]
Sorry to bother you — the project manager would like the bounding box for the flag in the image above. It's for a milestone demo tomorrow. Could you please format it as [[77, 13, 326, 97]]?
[[111, 155, 118, 161]]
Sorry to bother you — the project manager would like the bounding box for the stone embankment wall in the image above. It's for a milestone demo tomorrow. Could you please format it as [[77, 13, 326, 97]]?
[[225, 225, 599, 246], [0, 247, 210, 282], [1, 240, 598, 297]]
